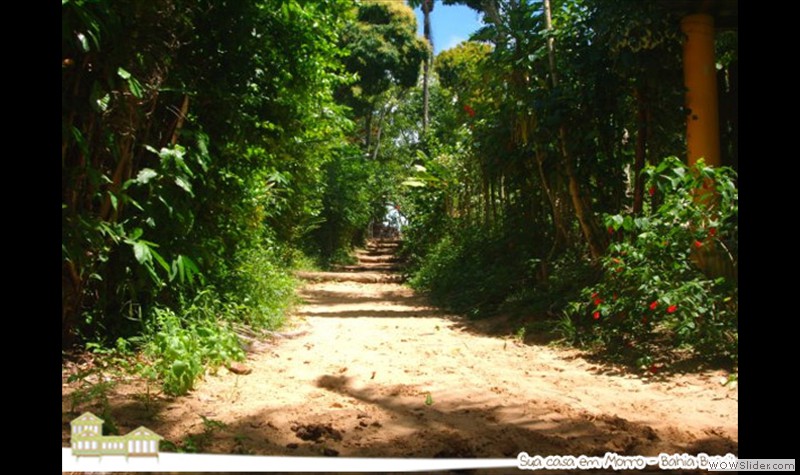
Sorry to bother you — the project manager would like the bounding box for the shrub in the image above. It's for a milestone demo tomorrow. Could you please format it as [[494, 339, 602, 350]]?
[[563, 157, 738, 365], [142, 294, 245, 396], [221, 245, 297, 330], [409, 227, 526, 317]]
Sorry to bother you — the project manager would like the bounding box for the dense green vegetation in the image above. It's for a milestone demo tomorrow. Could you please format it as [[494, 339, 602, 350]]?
[[62, 0, 738, 395], [62, 0, 426, 393], [396, 0, 738, 366]]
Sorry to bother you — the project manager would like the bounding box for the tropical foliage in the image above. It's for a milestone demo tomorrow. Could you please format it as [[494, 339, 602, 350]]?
[[397, 0, 738, 365], [62, 0, 738, 394], [62, 0, 425, 393]]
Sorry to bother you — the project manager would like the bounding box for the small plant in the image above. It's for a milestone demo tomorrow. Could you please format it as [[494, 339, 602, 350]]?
[[233, 433, 254, 454], [162, 416, 227, 453], [67, 373, 120, 435], [722, 373, 738, 387], [514, 326, 527, 344], [222, 246, 297, 330], [68, 377, 116, 414], [142, 295, 245, 395]]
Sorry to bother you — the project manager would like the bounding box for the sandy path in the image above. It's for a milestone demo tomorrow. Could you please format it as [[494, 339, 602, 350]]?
[[62, 240, 737, 469]]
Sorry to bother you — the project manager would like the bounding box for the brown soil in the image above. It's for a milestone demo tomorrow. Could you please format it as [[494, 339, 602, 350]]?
[[62, 239, 737, 471]]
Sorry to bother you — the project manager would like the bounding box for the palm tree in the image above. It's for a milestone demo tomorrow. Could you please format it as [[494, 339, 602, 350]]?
[[409, 0, 434, 134]]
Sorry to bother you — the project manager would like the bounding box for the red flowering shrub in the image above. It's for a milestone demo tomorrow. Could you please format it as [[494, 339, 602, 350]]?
[[561, 158, 738, 366]]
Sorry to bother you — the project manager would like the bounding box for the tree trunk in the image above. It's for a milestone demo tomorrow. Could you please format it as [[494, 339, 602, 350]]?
[[632, 84, 648, 215], [364, 111, 372, 152], [169, 94, 190, 146], [371, 104, 388, 160], [535, 146, 568, 250], [543, 0, 607, 260], [422, 0, 433, 134]]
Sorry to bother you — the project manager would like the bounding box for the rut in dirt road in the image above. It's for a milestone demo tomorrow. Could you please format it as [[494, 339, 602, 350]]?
[[63, 239, 737, 466]]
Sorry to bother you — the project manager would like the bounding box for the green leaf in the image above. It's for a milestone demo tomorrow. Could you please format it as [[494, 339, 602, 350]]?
[[170, 256, 183, 282], [622, 216, 634, 232], [175, 176, 194, 196], [77, 33, 89, 52], [117, 67, 132, 80], [150, 247, 170, 273], [172, 360, 188, 374], [401, 179, 426, 188], [136, 168, 158, 184], [133, 242, 151, 264], [126, 76, 145, 99], [171, 255, 202, 285], [95, 93, 110, 112], [424, 392, 433, 405], [128, 227, 143, 240]]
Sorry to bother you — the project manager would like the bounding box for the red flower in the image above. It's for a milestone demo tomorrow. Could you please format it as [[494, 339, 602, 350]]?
[[694, 240, 703, 248], [463, 104, 476, 117], [667, 304, 677, 314], [648, 186, 656, 196], [648, 364, 659, 374], [709, 227, 717, 237], [591, 292, 598, 299], [608, 226, 614, 235], [613, 293, 618, 300], [649, 300, 658, 310], [593, 298, 603, 306], [593, 311, 601, 320]]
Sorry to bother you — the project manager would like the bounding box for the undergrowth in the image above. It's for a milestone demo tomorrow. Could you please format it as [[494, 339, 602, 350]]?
[[560, 158, 738, 367], [405, 158, 737, 370], [70, 245, 300, 397]]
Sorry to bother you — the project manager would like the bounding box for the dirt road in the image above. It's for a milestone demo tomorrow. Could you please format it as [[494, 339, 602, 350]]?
[[62, 239, 737, 467]]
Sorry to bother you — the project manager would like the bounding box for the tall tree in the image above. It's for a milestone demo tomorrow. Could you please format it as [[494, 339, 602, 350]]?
[[315, 0, 427, 260], [339, 0, 428, 153], [542, 0, 607, 260], [62, 0, 354, 342], [408, 0, 435, 135]]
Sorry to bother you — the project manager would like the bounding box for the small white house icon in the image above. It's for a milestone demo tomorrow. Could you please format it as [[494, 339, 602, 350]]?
[[70, 412, 163, 458]]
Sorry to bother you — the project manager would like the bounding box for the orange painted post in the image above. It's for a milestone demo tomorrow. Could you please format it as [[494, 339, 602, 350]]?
[[681, 15, 735, 281], [681, 13, 720, 167]]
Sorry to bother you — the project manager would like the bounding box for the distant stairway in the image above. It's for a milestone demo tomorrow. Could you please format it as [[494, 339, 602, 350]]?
[[296, 239, 404, 284]]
